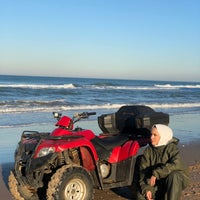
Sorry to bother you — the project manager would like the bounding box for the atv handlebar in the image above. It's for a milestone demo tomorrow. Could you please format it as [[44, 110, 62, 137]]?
[[73, 112, 96, 119], [53, 111, 96, 125], [53, 111, 96, 119], [73, 112, 96, 123]]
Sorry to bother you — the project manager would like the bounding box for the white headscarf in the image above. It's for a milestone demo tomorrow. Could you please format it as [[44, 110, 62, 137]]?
[[153, 124, 173, 147]]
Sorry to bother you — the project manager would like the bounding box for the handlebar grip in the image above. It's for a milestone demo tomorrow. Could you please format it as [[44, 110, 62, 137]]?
[[87, 112, 96, 116]]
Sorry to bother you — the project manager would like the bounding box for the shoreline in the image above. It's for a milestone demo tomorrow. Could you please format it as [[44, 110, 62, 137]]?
[[1, 141, 200, 200]]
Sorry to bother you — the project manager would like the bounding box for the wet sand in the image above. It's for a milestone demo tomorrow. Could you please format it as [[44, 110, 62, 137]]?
[[1, 142, 200, 200]]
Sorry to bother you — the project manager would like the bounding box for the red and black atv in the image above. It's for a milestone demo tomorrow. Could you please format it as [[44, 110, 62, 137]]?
[[8, 105, 169, 200]]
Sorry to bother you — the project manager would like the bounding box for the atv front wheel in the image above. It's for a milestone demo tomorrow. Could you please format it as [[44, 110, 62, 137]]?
[[8, 171, 39, 200], [47, 165, 93, 200]]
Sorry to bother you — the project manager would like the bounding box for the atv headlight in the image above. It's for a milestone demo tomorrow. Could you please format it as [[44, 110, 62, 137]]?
[[36, 147, 55, 158]]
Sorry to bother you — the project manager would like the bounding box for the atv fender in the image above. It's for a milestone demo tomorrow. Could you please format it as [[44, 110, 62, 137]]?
[[79, 146, 96, 170]]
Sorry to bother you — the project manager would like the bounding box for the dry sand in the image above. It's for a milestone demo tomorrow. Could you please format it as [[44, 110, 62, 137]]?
[[1, 142, 200, 200]]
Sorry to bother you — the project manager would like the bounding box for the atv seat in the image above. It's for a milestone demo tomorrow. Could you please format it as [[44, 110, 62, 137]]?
[[91, 134, 129, 160]]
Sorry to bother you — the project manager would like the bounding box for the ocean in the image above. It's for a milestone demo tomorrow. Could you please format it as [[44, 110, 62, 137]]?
[[0, 75, 200, 163]]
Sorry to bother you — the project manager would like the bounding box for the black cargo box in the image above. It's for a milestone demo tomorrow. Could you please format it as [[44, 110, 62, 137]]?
[[98, 105, 169, 134]]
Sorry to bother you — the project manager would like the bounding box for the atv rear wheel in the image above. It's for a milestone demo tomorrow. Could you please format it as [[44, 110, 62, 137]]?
[[8, 171, 39, 200], [47, 165, 93, 200]]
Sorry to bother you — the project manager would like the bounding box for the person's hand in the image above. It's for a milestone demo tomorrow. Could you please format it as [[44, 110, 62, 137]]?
[[146, 191, 153, 200], [149, 175, 156, 186]]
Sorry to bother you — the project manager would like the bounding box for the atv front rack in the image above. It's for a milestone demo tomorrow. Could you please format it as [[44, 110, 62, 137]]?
[[22, 131, 83, 141]]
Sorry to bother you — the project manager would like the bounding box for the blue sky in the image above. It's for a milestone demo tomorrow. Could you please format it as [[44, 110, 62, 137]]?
[[1, 0, 200, 81]]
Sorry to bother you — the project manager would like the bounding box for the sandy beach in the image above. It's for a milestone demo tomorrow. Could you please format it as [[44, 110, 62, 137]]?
[[1, 141, 200, 200], [0, 112, 200, 200]]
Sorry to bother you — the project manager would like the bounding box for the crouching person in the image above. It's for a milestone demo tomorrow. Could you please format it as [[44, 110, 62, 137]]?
[[136, 124, 189, 200]]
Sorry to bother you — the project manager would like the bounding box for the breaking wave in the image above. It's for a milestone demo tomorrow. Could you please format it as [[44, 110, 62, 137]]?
[[1, 82, 200, 91], [155, 84, 200, 89], [0, 83, 76, 89], [1, 102, 200, 114]]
